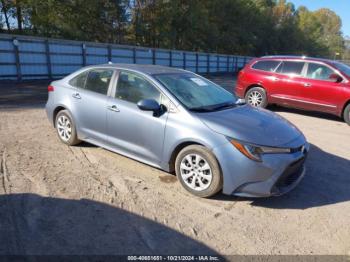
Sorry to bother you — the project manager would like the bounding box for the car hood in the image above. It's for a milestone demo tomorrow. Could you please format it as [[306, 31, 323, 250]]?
[[196, 105, 304, 147]]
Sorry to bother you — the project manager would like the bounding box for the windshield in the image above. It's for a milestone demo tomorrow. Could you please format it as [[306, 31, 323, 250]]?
[[333, 62, 350, 77], [154, 73, 237, 112]]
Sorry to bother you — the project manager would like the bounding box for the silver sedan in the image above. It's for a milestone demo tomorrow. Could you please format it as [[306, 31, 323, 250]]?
[[46, 64, 309, 197]]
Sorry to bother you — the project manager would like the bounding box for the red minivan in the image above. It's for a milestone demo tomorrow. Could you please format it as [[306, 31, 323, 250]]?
[[235, 56, 350, 125]]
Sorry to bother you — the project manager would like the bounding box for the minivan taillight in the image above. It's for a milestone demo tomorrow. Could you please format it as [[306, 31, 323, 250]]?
[[48, 85, 54, 92]]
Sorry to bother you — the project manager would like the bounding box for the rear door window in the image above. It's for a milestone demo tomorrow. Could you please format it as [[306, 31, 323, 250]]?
[[84, 69, 114, 95], [69, 70, 89, 88], [276, 61, 305, 76], [252, 60, 280, 72]]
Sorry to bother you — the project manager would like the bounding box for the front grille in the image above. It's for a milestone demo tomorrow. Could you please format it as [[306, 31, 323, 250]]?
[[275, 157, 305, 189]]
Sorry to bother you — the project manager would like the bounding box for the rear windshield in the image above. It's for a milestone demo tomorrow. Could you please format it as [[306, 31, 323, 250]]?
[[251, 60, 280, 72]]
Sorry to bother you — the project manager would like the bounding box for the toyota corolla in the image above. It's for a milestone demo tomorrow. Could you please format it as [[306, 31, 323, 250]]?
[[46, 64, 309, 198]]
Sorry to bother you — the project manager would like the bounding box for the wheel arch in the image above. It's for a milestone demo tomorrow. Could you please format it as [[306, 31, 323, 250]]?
[[168, 141, 205, 173], [52, 105, 75, 127], [341, 99, 350, 118], [244, 84, 266, 96]]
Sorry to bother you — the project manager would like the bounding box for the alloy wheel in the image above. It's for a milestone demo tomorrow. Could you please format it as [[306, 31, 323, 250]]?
[[57, 115, 72, 142], [248, 91, 263, 107], [180, 154, 212, 191]]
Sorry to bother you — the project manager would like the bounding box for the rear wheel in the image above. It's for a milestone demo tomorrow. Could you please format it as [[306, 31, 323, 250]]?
[[55, 110, 81, 146], [175, 145, 222, 198], [245, 86, 268, 108], [343, 104, 350, 125]]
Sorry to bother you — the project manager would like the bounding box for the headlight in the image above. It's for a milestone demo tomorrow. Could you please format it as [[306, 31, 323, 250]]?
[[230, 139, 291, 162]]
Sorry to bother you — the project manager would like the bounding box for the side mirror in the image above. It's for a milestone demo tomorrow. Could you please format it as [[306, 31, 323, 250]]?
[[329, 73, 343, 83], [137, 99, 161, 112]]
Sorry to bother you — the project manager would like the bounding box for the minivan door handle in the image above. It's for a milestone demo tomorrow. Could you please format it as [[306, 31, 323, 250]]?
[[107, 105, 120, 112], [268, 76, 279, 82], [303, 83, 312, 87], [72, 93, 81, 99]]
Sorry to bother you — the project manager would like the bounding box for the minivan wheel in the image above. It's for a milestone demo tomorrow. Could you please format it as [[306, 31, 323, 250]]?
[[55, 110, 81, 146], [344, 104, 350, 126], [245, 87, 268, 108], [175, 145, 223, 198]]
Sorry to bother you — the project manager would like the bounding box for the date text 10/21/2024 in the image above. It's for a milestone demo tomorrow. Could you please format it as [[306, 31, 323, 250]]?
[[127, 256, 221, 261]]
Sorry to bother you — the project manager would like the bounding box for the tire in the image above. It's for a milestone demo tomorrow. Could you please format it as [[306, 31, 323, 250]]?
[[245, 86, 268, 108], [343, 104, 350, 126], [175, 145, 223, 198], [55, 110, 81, 146]]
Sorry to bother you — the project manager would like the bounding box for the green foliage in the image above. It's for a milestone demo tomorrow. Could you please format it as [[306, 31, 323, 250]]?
[[344, 37, 350, 60], [296, 6, 343, 57], [0, 0, 346, 58]]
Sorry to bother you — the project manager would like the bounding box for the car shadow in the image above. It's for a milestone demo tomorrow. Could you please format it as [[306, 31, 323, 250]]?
[[77, 141, 98, 148], [267, 104, 343, 123], [213, 144, 350, 209], [77, 141, 350, 210], [0, 193, 219, 255]]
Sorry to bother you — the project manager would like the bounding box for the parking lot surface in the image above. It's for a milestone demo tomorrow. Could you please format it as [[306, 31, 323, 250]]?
[[0, 75, 349, 255]]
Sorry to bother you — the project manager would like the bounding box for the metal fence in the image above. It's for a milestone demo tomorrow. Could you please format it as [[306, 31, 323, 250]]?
[[0, 33, 253, 81]]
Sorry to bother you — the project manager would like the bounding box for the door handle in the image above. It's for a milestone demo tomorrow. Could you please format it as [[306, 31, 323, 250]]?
[[107, 105, 120, 112], [303, 83, 312, 87], [72, 93, 81, 99], [268, 76, 279, 81]]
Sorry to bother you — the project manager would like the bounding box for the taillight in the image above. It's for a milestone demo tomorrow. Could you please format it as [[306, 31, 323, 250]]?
[[238, 70, 244, 79], [48, 85, 54, 92]]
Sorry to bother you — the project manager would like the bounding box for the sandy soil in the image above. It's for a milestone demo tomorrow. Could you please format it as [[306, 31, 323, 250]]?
[[0, 76, 349, 255]]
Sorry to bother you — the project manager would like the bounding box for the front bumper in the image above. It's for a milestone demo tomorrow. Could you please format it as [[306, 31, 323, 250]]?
[[234, 83, 245, 98], [235, 155, 307, 197], [213, 138, 309, 197]]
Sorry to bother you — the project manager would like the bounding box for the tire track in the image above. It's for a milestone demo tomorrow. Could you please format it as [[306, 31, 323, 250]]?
[[0, 149, 9, 194]]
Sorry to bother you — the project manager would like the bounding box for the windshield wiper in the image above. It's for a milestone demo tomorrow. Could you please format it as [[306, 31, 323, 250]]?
[[190, 102, 236, 112], [189, 107, 214, 112], [210, 102, 237, 111]]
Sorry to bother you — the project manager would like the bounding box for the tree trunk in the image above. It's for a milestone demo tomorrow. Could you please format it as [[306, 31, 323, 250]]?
[[15, 0, 22, 31], [1, 0, 11, 31]]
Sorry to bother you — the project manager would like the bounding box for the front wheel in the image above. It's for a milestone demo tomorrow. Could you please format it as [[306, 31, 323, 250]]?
[[175, 145, 223, 198], [245, 86, 268, 108], [343, 104, 350, 126]]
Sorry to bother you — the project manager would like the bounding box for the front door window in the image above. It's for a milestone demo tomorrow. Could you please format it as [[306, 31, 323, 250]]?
[[115, 71, 161, 103]]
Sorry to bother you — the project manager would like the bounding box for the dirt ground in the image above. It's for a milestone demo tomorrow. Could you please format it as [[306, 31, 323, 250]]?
[[0, 76, 350, 256]]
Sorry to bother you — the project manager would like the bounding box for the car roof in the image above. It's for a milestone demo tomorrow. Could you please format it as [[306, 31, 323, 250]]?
[[259, 55, 334, 64], [84, 63, 187, 76]]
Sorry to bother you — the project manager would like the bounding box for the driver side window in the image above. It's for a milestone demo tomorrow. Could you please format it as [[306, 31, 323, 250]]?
[[306, 63, 335, 81], [115, 71, 161, 104]]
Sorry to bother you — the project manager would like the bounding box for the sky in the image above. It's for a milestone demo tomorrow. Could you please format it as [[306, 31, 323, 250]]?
[[290, 0, 350, 37]]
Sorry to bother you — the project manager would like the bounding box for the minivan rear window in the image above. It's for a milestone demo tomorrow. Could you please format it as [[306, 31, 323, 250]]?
[[252, 60, 280, 72]]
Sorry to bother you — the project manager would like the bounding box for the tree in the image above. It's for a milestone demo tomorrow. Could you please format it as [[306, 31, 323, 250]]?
[[0, 0, 346, 58], [13, 0, 129, 43], [296, 6, 344, 57], [0, 0, 11, 31], [314, 8, 343, 57], [343, 36, 350, 60]]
